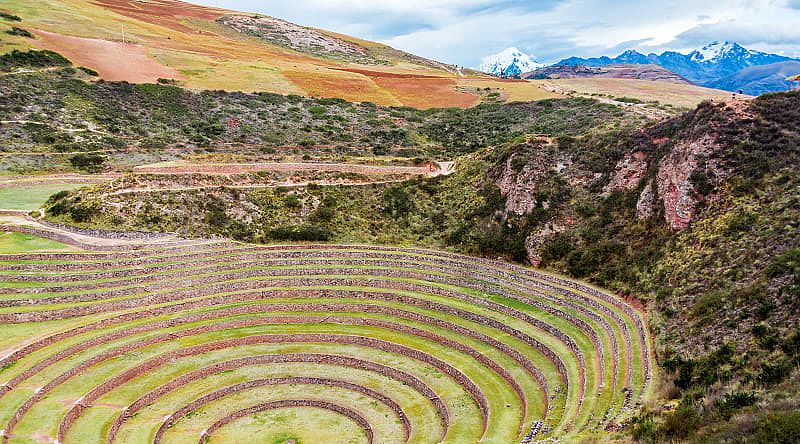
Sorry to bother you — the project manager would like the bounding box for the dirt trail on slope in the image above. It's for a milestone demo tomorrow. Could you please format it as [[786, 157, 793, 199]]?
[[132, 162, 453, 176], [0, 215, 195, 249]]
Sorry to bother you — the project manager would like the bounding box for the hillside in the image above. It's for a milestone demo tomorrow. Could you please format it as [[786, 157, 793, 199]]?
[[0, 0, 545, 108], [708, 61, 800, 96], [0, 64, 651, 176], [524, 64, 691, 85], [0, 1, 738, 109], [45, 91, 800, 443]]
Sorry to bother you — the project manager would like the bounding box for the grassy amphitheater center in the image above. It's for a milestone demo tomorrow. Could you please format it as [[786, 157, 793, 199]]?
[[0, 227, 654, 444]]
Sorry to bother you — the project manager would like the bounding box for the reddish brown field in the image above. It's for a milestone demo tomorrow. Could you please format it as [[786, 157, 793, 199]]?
[[91, 0, 225, 33], [373, 76, 479, 109], [283, 70, 398, 104], [33, 29, 184, 83], [333, 68, 479, 109]]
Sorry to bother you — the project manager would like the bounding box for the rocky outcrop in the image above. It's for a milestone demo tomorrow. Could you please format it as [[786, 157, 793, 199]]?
[[636, 181, 656, 220], [654, 134, 717, 230], [525, 222, 569, 266], [496, 142, 576, 216], [604, 151, 649, 194]]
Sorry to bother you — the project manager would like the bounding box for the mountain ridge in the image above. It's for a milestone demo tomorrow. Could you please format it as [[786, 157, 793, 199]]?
[[557, 41, 799, 93]]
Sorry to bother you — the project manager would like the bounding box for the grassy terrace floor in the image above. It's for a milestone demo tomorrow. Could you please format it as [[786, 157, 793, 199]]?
[[0, 235, 654, 443]]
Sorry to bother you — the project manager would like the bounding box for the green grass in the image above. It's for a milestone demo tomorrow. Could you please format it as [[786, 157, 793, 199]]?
[[0, 183, 87, 210], [0, 231, 76, 253]]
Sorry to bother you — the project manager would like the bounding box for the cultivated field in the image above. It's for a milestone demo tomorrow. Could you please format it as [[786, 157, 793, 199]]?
[[0, 225, 653, 443]]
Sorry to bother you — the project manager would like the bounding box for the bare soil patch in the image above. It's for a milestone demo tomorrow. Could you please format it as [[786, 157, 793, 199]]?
[[32, 29, 185, 83]]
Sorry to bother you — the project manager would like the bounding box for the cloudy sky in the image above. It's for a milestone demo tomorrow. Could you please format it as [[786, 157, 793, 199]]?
[[196, 0, 800, 67]]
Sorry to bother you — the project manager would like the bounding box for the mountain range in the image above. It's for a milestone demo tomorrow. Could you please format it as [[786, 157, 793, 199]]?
[[557, 41, 800, 94]]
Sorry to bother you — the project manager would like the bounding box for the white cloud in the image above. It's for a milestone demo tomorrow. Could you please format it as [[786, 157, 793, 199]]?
[[196, 0, 800, 66]]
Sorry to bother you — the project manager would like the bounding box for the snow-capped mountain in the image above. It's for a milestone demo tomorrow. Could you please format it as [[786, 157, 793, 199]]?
[[690, 41, 739, 63], [479, 47, 544, 78], [556, 41, 798, 92]]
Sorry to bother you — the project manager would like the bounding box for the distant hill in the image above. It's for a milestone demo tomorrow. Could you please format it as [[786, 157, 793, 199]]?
[[707, 61, 800, 96], [558, 41, 799, 93], [523, 64, 691, 85]]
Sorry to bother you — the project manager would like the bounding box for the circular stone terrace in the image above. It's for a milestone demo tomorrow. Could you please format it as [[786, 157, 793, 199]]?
[[0, 227, 653, 444]]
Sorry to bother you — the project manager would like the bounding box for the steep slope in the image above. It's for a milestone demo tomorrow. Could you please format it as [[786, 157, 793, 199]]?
[[558, 41, 799, 92]]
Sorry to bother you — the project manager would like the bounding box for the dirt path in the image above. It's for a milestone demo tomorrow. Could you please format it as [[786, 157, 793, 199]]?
[[0, 214, 204, 249], [0, 174, 120, 189], [0, 161, 457, 199], [133, 161, 454, 176]]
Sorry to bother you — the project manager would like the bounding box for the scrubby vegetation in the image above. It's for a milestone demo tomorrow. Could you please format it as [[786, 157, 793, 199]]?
[[0, 49, 70, 72], [0, 61, 646, 162], [4, 26, 32, 38]]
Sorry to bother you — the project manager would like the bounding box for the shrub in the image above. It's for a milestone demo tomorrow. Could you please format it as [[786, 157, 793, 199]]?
[[381, 185, 414, 218], [0, 12, 21, 21], [659, 402, 702, 441], [752, 411, 800, 444], [5, 27, 32, 38], [715, 391, 757, 420], [540, 233, 574, 263], [283, 194, 301, 208], [69, 153, 106, 173], [307, 105, 327, 117], [309, 206, 335, 223], [757, 358, 794, 387], [267, 225, 332, 242], [78, 66, 99, 76], [0, 49, 71, 71], [689, 170, 714, 195]]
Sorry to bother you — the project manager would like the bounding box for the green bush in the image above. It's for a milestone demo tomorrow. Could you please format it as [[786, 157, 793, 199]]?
[[283, 194, 301, 208], [715, 391, 757, 420], [0, 12, 21, 21], [0, 49, 71, 71], [5, 26, 32, 38], [752, 411, 800, 444], [69, 153, 106, 173], [660, 403, 701, 440], [78, 66, 99, 76], [381, 185, 414, 218], [267, 225, 332, 242]]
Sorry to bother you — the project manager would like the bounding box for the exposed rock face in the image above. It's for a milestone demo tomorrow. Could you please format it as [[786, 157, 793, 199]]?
[[525, 222, 568, 266], [655, 134, 716, 230], [495, 143, 575, 216], [219, 15, 373, 63], [636, 181, 655, 220], [496, 151, 540, 215], [603, 151, 648, 194]]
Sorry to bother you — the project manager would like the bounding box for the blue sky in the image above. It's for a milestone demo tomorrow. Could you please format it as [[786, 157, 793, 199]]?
[[196, 0, 800, 67]]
